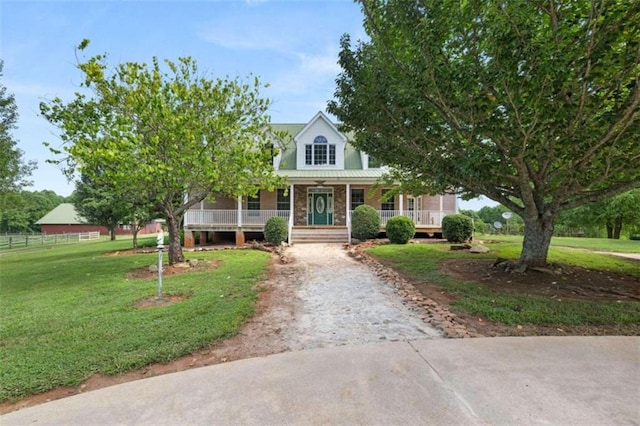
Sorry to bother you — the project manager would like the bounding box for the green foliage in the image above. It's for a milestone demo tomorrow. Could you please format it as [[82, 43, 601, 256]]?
[[329, 1, 640, 266], [442, 214, 473, 243], [351, 204, 380, 240], [0, 190, 65, 233], [73, 173, 130, 240], [385, 215, 415, 244], [40, 41, 284, 264], [0, 237, 270, 401], [0, 60, 36, 201], [264, 216, 288, 246]]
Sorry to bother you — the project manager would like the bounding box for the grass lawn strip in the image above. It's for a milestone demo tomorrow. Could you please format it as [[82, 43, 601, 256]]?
[[0, 237, 270, 402], [367, 242, 639, 329]]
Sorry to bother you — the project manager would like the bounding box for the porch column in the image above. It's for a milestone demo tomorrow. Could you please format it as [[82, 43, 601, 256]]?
[[439, 195, 444, 226], [399, 193, 404, 215], [346, 183, 351, 244], [236, 195, 244, 246], [289, 184, 295, 221], [184, 230, 195, 248]]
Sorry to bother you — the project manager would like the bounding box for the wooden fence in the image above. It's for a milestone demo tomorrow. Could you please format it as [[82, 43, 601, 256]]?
[[0, 232, 101, 250]]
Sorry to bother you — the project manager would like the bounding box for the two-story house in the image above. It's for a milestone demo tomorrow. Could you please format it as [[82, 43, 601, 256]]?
[[183, 112, 457, 246]]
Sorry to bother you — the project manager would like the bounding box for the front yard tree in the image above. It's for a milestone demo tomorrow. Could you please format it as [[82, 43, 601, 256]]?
[[41, 41, 281, 264], [72, 173, 131, 241], [329, 1, 640, 268]]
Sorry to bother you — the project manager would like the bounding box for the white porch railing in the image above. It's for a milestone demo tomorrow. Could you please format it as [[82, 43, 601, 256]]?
[[184, 209, 290, 227], [185, 209, 455, 228], [358, 210, 456, 227]]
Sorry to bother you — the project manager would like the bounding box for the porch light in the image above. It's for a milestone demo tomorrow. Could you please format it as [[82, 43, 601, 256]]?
[[314, 180, 326, 187]]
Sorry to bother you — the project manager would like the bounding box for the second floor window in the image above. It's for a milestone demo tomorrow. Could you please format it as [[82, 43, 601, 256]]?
[[305, 135, 336, 166]]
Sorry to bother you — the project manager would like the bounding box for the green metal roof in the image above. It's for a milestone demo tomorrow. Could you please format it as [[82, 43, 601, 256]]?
[[271, 123, 306, 135], [275, 169, 385, 182], [344, 143, 363, 169], [36, 203, 85, 225]]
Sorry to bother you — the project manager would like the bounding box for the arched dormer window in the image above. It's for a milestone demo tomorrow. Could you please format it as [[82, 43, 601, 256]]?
[[305, 135, 336, 166]]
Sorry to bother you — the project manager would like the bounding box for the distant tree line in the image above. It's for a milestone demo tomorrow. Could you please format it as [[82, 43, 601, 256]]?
[[0, 190, 69, 233], [461, 189, 640, 240]]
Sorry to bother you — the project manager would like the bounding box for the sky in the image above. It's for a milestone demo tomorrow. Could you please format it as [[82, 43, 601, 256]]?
[[1, 0, 495, 211]]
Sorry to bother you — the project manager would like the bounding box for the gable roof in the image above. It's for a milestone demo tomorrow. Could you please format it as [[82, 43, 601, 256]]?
[[293, 111, 347, 144], [271, 113, 362, 171], [36, 203, 85, 225]]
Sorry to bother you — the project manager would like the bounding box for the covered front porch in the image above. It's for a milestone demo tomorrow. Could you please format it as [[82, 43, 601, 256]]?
[[183, 183, 456, 246]]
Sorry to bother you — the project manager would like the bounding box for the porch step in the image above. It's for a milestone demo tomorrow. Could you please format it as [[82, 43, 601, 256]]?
[[290, 227, 349, 244]]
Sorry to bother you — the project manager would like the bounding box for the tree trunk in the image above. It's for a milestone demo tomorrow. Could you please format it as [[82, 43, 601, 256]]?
[[132, 228, 139, 251], [613, 217, 623, 240], [109, 226, 116, 241], [519, 214, 555, 268], [166, 214, 185, 265], [606, 223, 613, 239]]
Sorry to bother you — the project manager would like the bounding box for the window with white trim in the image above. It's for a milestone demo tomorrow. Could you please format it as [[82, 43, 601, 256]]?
[[305, 135, 336, 166]]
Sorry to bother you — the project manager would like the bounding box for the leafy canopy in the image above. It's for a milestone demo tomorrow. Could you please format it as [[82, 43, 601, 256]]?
[[330, 0, 639, 213], [329, 0, 640, 266], [41, 41, 283, 263]]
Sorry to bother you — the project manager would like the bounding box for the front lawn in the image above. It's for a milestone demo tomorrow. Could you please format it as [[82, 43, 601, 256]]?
[[0, 238, 270, 402], [367, 242, 640, 333]]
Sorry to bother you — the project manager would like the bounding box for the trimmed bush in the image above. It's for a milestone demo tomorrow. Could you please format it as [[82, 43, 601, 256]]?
[[442, 214, 473, 243], [386, 215, 416, 244], [351, 205, 381, 241], [264, 216, 288, 245]]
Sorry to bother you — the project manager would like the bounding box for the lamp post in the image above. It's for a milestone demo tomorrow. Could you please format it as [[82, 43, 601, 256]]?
[[155, 219, 165, 300]]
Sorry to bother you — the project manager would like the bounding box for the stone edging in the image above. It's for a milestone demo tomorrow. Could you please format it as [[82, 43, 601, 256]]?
[[345, 242, 483, 339]]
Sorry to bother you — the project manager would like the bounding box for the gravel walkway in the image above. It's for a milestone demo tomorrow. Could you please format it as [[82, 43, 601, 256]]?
[[285, 243, 441, 350]]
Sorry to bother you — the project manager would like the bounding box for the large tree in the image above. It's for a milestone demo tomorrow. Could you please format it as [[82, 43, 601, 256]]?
[[0, 60, 36, 205], [41, 42, 282, 263], [72, 173, 132, 241], [73, 172, 156, 246], [329, 0, 640, 268]]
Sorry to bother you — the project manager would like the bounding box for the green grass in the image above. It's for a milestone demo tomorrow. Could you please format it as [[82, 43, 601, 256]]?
[[479, 233, 640, 253], [0, 237, 270, 402], [368, 243, 640, 327]]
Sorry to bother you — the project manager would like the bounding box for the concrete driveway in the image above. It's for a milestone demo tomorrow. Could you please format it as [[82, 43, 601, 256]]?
[[2, 336, 638, 425]]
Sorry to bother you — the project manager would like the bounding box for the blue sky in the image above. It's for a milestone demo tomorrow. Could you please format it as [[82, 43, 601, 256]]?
[[1, 0, 494, 210]]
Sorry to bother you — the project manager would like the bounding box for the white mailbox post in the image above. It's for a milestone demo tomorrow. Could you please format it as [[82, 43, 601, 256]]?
[[155, 220, 165, 300]]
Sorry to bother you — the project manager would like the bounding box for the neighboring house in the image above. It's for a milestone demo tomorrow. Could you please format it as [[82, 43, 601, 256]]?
[[183, 112, 457, 246], [36, 203, 156, 236]]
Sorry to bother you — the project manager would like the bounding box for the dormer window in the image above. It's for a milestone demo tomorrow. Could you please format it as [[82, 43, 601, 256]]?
[[305, 135, 336, 166]]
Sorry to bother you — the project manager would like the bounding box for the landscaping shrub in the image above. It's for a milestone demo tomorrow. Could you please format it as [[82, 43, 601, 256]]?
[[442, 214, 473, 243], [386, 215, 415, 244], [351, 205, 381, 241], [264, 216, 288, 245]]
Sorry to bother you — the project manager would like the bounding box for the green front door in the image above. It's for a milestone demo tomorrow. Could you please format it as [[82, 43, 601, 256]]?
[[312, 193, 329, 225]]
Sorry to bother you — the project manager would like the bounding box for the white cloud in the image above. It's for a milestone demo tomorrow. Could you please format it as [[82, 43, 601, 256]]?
[[297, 51, 340, 75], [197, 19, 292, 51]]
